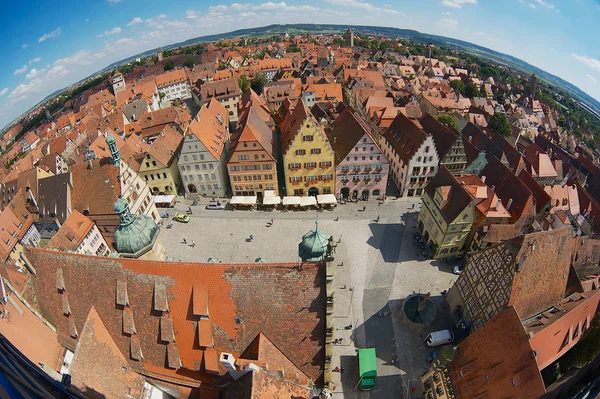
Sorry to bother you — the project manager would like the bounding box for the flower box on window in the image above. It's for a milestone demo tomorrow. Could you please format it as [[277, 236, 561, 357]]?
[[374, 178, 382, 183], [340, 169, 349, 174], [364, 178, 371, 183], [375, 167, 383, 172], [364, 167, 372, 173]]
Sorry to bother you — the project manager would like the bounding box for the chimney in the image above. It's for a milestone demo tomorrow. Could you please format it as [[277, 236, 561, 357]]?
[[495, 198, 502, 211], [220, 352, 236, 371], [481, 175, 486, 183], [468, 135, 472, 143], [506, 198, 513, 210], [87, 159, 93, 170]]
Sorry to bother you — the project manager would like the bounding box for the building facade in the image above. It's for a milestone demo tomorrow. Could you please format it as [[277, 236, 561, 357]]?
[[111, 72, 126, 95], [178, 99, 230, 198], [329, 108, 389, 201], [227, 106, 278, 198], [380, 112, 439, 197], [280, 100, 335, 196], [417, 167, 476, 258], [139, 128, 183, 196], [193, 78, 241, 124], [155, 69, 192, 108]]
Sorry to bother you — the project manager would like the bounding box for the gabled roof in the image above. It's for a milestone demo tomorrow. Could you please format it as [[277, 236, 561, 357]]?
[[383, 110, 428, 164], [155, 69, 187, 89], [231, 106, 275, 162], [47, 210, 95, 252], [70, 307, 145, 398], [186, 99, 229, 160], [523, 143, 557, 178], [517, 169, 551, 214], [450, 306, 545, 399], [328, 108, 383, 165], [146, 125, 183, 167], [70, 158, 122, 217], [419, 114, 460, 159], [479, 156, 534, 223], [424, 166, 473, 224]]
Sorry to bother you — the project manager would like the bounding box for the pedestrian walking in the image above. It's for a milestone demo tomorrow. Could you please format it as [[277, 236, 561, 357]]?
[[270, 218, 274, 225], [183, 238, 187, 244], [191, 240, 196, 248]]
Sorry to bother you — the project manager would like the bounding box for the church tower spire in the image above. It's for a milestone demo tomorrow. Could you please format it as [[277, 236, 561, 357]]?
[[105, 132, 121, 167]]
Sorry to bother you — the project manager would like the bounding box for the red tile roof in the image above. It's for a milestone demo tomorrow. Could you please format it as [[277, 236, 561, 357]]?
[[450, 306, 546, 398], [47, 210, 95, 252], [23, 248, 325, 385]]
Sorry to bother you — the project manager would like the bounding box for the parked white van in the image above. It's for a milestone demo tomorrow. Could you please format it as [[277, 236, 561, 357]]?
[[424, 330, 454, 347]]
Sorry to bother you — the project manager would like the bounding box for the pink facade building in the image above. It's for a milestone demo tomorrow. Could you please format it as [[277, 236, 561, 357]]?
[[328, 108, 389, 200]]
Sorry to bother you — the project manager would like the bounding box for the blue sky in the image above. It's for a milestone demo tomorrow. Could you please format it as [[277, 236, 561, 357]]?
[[1, 0, 599, 129]]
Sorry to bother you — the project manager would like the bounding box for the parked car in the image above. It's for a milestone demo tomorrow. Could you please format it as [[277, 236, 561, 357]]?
[[453, 265, 464, 275], [174, 212, 190, 223], [424, 330, 454, 347], [206, 201, 225, 210]]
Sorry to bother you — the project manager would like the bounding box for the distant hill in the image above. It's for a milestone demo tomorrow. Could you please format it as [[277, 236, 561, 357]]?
[[151, 23, 599, 113], [28, 23, 600, 117]]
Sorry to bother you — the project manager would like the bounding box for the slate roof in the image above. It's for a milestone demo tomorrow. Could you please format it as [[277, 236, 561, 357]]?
[[424, 166, 473, 224], [383, 111, 428, 164], [479, 156, 534, 223], [24, 248, 326, 386], [328, 108, 383, 166], [419, 114, 460, 159]]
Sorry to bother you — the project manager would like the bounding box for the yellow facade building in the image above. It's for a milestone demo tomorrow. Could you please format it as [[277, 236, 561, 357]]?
[[139, 126, 183, 195], [279, 99, 335, 196], [417, 166, 475, 258]]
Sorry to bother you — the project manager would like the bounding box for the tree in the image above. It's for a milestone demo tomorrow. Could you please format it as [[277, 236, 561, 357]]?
[[184, 57, 196, 69], [463, 82, 480, 99], [449, 79, 464, 94], [250, 73, 267, 94], [438, 115, 457, 129], [164, 60, 175, 71], [238, 74, 250, 94], [488, 113, 512, 137]]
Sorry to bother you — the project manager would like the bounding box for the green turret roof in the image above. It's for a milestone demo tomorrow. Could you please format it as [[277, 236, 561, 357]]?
[[298, 222, 331, 262], [113, 198, 158, 258]]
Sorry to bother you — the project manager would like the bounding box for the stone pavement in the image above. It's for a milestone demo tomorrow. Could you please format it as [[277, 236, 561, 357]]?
[[158, 197, 457, 398]]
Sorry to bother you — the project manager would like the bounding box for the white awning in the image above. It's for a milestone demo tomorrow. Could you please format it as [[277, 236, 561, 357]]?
[[262, 196, 281, 205], [300, 196, 317, 207], [264, 190, 276, 198], [316, 194, 337, 205], [230, 196, 244, 205], [282, 196, 301, 206], [153, 195, 176, 203], [242, 196, 257, 205]]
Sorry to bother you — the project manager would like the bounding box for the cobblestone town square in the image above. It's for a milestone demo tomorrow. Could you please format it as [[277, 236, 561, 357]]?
[[160, 197, 458, 398]]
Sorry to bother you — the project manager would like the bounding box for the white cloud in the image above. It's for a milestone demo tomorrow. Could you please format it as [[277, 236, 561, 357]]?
[[98, 27, 122, 37], [28, 57, 42, 65], [21, 44, 29, 49], [442, 11, 452, 15], [54, 50, 95, 66], [572, 54, 600, 74], [38, 27, 61, 42], [107, 0, 123, 3], [323, 0, 398, 14], [586, 74, 598, 84], [0, 88, 8, 97], [45, 65, 70, 80], [530, 3, 536, 8], [13, 65, 28, 76], [8, 79, 44, 104], [435, 18, 458, 30], [26, 68, 44, 80], [127, 17, 143, 26], [231, 3, 251, 10], [441, 0, 476, 8], [186, 10, 200, 19], [157, 14, 167, 19], [209, 4, 229, 12], [534, 0, 555, 9]]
